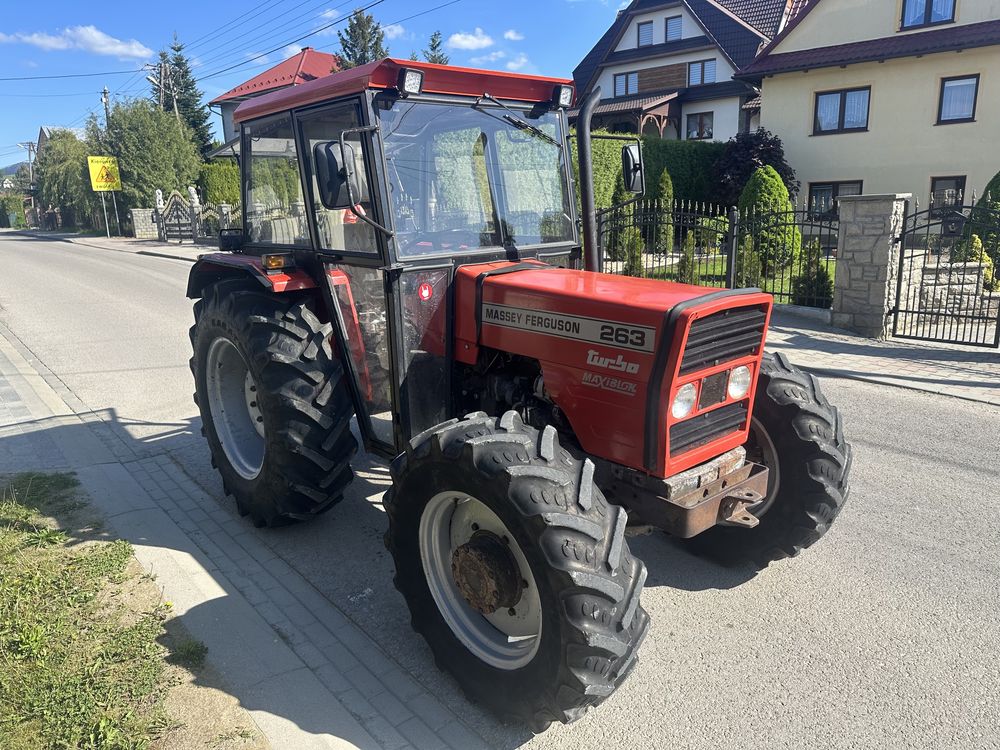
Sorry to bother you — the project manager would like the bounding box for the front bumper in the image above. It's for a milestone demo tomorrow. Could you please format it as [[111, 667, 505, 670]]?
[[597, 446, 770, 538]]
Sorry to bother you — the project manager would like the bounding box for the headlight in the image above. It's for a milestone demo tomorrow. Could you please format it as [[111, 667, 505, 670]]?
[[727, 365, 752, 399], [671, 383, 697, 419]]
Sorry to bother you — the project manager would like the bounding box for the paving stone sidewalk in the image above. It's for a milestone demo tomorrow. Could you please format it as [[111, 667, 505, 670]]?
[[767, 309, 999, 406], [0, 322, 491, 750], [9, 229, 205, 263]]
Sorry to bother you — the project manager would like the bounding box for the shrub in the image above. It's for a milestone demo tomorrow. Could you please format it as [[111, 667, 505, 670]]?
[[0, 195, 26, 228], [676, 232, 700, 285], [713, 128, 798, 207], [198, 160, 240, 205], [791, 239, 834, 307], [951, 234, 998, 291], [695, 215, 729, 253], [738, 165, 801, 275], [657, 168, 674, 255], [620, 227, 645, 277], [734, 234, 763, 288]]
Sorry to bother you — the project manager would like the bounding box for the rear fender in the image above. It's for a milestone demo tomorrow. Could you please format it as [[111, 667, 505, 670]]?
[[186, 253, 318, 298]]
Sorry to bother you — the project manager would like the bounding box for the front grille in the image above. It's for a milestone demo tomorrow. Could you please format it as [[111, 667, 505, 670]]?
[[669, 403, 748, 455], [680, 306, 767, 375]]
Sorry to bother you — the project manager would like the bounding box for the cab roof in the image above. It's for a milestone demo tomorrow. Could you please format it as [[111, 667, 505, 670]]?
[[234, 57, 573, 124]]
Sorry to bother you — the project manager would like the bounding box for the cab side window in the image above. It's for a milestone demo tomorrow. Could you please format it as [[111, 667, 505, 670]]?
[[299, 105, 379, 254], [245, 115, 309, 247]]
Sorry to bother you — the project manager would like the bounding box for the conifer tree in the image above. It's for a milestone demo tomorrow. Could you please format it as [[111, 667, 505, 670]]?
[[337, 10, 389, 69], [423, 31, 449, 64]]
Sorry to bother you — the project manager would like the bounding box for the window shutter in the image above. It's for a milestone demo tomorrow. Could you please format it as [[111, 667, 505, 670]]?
[[666, 17, 682, 41], [638, 22, 653, 47]]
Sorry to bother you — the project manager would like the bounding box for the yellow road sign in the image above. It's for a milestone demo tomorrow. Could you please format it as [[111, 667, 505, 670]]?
[[87, 156, 122, 192]]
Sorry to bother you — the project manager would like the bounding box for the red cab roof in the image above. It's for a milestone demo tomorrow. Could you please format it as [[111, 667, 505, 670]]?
[[234, 58, 573, 124], [210, 47, 340, 105]]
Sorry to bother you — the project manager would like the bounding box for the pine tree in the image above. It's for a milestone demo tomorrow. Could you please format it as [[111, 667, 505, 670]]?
[[153, 36, 213, 157], [657, 167, 674, 254], [337, 10, 389, 69], [423, 31, 449, 65], [408, 51, 419, 61]]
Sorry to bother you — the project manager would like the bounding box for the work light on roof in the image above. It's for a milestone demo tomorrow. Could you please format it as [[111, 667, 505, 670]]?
[[397, 68, 424, 97], [552, 84, 574, 109]]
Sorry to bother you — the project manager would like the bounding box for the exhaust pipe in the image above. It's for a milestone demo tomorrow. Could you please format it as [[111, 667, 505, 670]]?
[[576, 86, 601, 272]]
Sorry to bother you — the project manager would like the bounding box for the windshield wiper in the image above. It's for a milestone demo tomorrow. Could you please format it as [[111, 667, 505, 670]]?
[[473, 93, 557, 147]]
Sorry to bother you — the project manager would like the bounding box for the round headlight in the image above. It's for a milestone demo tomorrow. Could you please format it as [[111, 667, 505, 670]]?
[[671, 382, 697, 419], [728, 365, 752, 399]]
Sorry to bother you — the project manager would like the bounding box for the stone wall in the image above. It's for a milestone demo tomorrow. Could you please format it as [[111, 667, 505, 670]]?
[[130, 208, 157, 239], [831, 194, 910, 338]]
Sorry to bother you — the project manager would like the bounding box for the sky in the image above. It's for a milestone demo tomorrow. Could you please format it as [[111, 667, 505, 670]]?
[[0, 0, 624, 167]]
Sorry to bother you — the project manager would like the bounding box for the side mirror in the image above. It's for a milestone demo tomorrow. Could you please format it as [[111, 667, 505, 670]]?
[[219, 227, 243, 252], [314, 141, 359, 209], [622, 142, 645, 195]]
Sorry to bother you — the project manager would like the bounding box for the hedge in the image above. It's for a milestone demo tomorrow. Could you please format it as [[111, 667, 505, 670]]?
[[198, 160, 241, 205], [0, 195, 27, 228], [571, 129, 727, 209]]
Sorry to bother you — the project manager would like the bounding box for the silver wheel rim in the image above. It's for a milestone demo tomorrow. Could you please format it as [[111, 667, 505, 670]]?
[[747, 416, 780, 516], [419, 491, 542, 670], [205, 336, 265, 480]]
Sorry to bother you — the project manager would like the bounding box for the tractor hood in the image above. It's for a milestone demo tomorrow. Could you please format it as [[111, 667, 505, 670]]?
[[454, 261, 772, 476]]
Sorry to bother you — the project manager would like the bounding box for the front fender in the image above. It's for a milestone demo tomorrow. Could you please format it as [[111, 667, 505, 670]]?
[[186, 253, 318, 298]]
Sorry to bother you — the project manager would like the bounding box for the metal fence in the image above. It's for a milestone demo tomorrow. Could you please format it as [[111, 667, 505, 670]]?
[[596, 198, 839, 309]]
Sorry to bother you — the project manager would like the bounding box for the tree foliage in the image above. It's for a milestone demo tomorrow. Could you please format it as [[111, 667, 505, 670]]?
[[738, 165, 801, 274], [713, 128, 798, 207], [337, 10, 389, 69], [34, 129, 95, 228], [0, 195, 27, 228], [791, 239, 834, 307], [676, 231, 700, 285], [168, 37, 214, 158], [198, 160, 240, 205], [423, 31, 449, 64], [657, 167, 674, 254], [87, 100, 201, 215]]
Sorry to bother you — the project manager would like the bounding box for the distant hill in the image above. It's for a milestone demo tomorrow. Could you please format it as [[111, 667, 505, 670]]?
[[2, 162, 26, 176]]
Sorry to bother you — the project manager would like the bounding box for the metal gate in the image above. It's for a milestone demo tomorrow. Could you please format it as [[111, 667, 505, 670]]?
[[160, 192, 192, 242], [893, 202, 1000, 347]]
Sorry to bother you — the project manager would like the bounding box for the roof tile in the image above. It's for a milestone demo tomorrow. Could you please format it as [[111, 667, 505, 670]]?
[[209, 47, 340, 104]]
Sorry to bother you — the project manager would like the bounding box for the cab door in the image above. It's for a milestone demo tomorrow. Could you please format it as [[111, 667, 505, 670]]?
[[296, 99, 399, 454]]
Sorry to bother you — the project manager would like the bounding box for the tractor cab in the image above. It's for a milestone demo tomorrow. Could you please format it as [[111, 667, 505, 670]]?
[[220, 59, 611, 455]]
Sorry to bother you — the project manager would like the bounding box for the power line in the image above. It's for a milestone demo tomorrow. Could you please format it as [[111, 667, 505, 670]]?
[[0, 69, 140, 82], [184, 0, 297, 52], [316, 0, 464, 54]]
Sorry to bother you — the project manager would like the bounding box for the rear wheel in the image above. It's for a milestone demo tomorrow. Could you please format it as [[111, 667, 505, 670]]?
[[190, 280, 357, 526], [385, 411, 649, 729], [688, 352, 851, 568]]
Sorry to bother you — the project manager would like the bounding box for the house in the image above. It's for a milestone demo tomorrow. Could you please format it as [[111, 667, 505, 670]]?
[[738, 0, 999, 212], [208, 47, 340, 152], [571, 0, 806, 141]]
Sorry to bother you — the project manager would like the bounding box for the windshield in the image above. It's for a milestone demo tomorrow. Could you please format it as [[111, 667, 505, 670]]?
[[378, 99, 575, 257]]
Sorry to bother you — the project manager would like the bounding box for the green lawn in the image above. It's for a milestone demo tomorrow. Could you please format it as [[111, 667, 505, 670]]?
[[0, 473, 171, 750]]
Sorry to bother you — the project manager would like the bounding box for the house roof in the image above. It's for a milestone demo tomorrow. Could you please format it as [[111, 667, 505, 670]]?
[[571, 0, 780, 97], [209, 47, 340, 105], [739, 18, 1000, 78]]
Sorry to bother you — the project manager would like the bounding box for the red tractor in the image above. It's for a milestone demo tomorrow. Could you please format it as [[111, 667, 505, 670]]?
[[188, 59, 850, 729]]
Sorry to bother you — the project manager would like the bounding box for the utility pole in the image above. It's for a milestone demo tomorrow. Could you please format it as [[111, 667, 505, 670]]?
[[16, 141, 35, 214], [145, 61, 181, 124], [100, 87, 121, 236], [102, 87, 111, 127]]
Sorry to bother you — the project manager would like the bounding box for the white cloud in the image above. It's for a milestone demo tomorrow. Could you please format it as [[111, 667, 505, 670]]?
[[383, 23, 405, 40], [470, 50, 506, 64], [447, 27, 493, 50], [506, 53, 530, 71], [503, 29, 524, 41], [0, 25, 152, 59], [283, 44, 303, 59]]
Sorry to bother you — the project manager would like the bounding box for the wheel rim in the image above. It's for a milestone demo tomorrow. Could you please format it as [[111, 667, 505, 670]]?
[[746, 416, 780, 516], [419, 492, 542, 670], [205, 336, 265, 481]]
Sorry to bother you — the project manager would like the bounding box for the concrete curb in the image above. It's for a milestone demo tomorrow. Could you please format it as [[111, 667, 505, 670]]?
[[10, 230, 202, 264]]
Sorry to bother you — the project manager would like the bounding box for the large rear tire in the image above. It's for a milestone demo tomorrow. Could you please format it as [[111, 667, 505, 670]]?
[[190, 280, 357, 527], [384, 411, 649, 730], [688, 352, 851, 568]]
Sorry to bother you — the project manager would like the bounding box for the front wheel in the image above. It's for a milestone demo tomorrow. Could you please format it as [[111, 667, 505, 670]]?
[[384, 411, 649, 730], [688, 352, 852, 568]]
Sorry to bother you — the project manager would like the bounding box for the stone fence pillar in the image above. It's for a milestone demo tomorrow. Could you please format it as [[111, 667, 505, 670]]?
[[832, 193, 910, 339]]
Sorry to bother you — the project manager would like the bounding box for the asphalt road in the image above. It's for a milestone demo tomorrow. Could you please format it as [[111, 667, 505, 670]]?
[[2, 233, 998, 750]]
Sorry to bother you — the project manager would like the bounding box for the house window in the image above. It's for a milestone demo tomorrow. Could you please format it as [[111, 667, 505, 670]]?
[[637, 21, 653, 47], [614, 72, 639, 97], [900, 0, 955, 29], [808, 181, 862, 216], [666, 16, 682, 41], [930, 176, 966, 209], [937, 75, 979, 123], [686, 112, 714, 140], [813, 87, 870, 134], [688, 59, 716, 86]]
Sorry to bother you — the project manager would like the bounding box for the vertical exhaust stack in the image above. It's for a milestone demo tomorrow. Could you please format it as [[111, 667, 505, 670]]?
[[576, 87, 602, 272]]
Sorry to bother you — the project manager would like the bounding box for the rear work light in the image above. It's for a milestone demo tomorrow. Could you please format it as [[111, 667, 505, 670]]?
[[552, 84, 574, 108], [397, 68, 424, 97], [262, 253, 292, 272]]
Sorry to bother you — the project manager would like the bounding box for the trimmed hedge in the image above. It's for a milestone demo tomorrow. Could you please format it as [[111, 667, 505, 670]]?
[[198, 160, 240, 205], [0, 195, 27, 228]]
